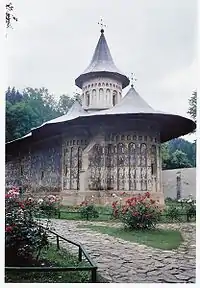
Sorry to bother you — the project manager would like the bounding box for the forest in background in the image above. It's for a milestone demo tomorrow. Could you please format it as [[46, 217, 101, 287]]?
[[5, 87, 197, 170]]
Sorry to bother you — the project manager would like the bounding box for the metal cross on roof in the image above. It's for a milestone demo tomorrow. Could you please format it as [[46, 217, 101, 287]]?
[[131, 73, 137, 87], [98, 18, 106, 32]]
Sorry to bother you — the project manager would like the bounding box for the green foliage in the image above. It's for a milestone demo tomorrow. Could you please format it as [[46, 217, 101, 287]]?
[[161, 138, 196, 169], [112, 192, 162, 230], [165, 205, 182, 222], [164, 197, 196, 222], [79, 201, 99, 220], [5, 189, 50, 266], [6, 86, 81, 142], [188, 90, 197, 122], [5, 244, 92, 283], [38, 195, 61, 218]]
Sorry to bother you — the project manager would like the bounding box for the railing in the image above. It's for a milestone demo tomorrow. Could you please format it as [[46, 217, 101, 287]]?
[[56, 209, 196, 223], [5, 225, 98, 283]]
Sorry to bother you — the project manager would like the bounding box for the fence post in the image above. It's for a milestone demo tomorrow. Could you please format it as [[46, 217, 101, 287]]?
[[56, 235, 60, 250], [78, 246, 82, 262], [91, 267, 97, 282]]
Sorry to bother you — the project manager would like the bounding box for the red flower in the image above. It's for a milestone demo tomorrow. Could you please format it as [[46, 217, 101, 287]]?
[[6, 226, 13, 233], [145, 192, 150, 198], [20, 203, 25, 209], [112, 201, 118, 208], [5, 194, 12, 199], [150, 199, 155, 204]]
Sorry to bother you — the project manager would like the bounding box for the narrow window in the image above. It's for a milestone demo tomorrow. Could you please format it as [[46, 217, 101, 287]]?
[[86, 92, 90, 106], [20, 165, 23, 176], [41, 171, 44, 180], [113, 91, 117, 106], [151, 164, 156, 175], [65, 166, 67, 176]]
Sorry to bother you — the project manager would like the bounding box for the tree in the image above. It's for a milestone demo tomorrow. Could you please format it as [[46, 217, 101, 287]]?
[[57, 93, 81, 114], [6, 2, 18, 29], [188, 90, 197, 122], [6, 87, 79, 142], [171, 150, 192, 169], [161, 138, 196, 169]]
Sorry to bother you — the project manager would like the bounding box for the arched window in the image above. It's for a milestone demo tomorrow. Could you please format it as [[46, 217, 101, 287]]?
[[106, 88, 110, 102], [113, 91, 117, 106], [92, 89, 96, 98], [140, 143, 147, 167], [99, 88, 103, 98], [86, 92, 90, 106]]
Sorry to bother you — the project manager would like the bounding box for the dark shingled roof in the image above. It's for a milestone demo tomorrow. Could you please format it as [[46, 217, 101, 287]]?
[[75, 30, 130, 89]]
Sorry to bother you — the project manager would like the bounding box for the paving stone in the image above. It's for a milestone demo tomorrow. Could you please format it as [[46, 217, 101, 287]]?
[[44, 220, 196, 283]]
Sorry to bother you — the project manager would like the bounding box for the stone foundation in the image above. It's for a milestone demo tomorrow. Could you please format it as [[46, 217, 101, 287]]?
[[60, 190, 165, 207]]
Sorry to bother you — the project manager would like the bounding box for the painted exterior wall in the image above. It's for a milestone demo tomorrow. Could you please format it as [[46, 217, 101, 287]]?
[[6, 136, 62, 193], [5, 124, 164, 205]]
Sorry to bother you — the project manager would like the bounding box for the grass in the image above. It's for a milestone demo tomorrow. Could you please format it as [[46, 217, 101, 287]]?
[[5, 243, 101, 283], [78, 224, 183, 250], [58, 211, 113, 221]]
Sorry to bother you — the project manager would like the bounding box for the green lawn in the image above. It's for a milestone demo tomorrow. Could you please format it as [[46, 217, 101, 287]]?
[[78, 224, 183, 250], [5, 243, 102, 283], [58, 210, 113, 221]]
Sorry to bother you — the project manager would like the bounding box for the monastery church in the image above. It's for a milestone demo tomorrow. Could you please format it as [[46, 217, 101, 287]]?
[[6, 27, 195, 205]]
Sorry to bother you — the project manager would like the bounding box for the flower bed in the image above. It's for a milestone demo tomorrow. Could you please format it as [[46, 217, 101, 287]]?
[[5, 188, 61, 266], [111, 192, 162, 230]]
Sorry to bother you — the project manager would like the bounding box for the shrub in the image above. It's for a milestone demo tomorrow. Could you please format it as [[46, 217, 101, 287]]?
[[38, 195, 61, 217], [165, 205, 182, 222], [5, 188, 50, 266], [178, 196, 196, 221], [112, 192, 162, 230], [79, 201, 99, 220]]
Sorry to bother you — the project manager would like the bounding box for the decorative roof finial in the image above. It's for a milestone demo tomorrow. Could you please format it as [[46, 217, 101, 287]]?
[[98, 18, 106, 33], [131, 72, 137, 88]]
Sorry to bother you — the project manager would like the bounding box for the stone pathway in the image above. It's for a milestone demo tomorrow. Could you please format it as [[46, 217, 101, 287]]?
[[46, 220, 196, 283]]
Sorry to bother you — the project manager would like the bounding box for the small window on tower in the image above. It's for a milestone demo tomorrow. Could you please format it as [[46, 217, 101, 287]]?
[[113, 91, 117, 106], [86, 93, 90, 106]]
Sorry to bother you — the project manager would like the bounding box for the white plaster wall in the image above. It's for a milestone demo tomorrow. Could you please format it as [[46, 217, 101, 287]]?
[[82, 77, 122, 110]]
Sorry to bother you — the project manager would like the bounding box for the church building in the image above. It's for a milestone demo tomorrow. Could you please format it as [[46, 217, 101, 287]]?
[[6, 27, 196, 205]]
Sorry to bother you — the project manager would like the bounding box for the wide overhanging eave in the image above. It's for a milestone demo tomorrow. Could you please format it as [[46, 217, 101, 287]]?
[[75, 71, 130, 89]]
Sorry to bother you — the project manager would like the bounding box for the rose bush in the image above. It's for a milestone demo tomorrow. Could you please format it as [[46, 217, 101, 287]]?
[[5, 188, 51, 266], [112, 192, 162, 229], [38, 194, 61, 217], [79, 200, 99, 220]]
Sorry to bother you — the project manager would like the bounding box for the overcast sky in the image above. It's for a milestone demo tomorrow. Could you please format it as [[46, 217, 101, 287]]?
[[5, 0, 197, 141]]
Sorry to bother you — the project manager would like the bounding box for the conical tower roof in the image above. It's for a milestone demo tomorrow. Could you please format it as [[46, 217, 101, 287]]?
[[75, 29, 130, 89]]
